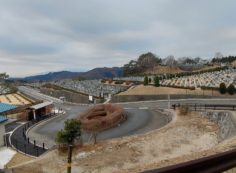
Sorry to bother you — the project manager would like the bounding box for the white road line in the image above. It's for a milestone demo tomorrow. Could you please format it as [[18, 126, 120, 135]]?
[[124, 107, 134, 110], [139, 107, 148, 109]]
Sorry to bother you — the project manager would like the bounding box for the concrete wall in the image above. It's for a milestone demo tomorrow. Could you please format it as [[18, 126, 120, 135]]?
[[111, 94, 235, 103], [0, 123, 5, 147], [40, 88, 103, 104], [200, 111, 236, 139]]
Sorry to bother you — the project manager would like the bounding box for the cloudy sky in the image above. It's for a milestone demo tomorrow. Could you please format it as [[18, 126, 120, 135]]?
[[0, 0, 236, 77]]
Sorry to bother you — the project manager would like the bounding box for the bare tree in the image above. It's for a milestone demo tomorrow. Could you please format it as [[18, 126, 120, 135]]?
[[214, 52, 223, 59], [164, 55, 177, 67]]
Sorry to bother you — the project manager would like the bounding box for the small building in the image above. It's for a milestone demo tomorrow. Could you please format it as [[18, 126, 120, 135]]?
[[0, 103, 15, 147], [28, 101, 53, 121]]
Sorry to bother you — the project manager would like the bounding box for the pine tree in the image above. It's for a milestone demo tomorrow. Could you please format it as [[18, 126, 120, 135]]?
[[219, 83, 227, 94], [227, 84, 235, 95], [154, 76, 160, 87], [144, 76, 148, 85]]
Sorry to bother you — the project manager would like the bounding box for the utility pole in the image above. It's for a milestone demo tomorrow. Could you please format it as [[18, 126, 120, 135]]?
[[167, 94, 171, 109]]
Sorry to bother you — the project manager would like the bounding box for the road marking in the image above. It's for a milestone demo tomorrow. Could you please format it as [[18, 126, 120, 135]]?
[[139, 107, 148, 110], [124, 107, 133, 110]]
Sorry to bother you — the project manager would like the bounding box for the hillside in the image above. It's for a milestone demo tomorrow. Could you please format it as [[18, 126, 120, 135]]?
[[123, 52, 161, 76], [144, 65, 183, 74], [79, 67, 123, 79], [22, 71, 81, 82], [18, 67, 123, 82], [232, 60, 236, 67]]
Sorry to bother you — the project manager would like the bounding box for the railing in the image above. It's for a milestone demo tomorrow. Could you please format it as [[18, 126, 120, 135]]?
[[142, 148, 236, 173], [7, 113, 57, 157], [172, 103, 236, 111]]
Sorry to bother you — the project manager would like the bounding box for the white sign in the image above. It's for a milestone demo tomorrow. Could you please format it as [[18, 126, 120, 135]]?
[[89, 95, 93, 101]]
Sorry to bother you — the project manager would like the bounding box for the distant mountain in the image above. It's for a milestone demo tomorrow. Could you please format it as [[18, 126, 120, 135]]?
[[15, 67, 123, 82], [79, 67, 123, 80], [22, 71, 81, 82]]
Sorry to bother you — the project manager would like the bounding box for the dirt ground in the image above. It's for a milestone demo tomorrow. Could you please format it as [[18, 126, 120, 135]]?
[[5, 153, 34, 168], [118, 85, 231, 96], [144, 65, 221, 75], [9, 109, 229, 173], [232, 60, 236, 67]]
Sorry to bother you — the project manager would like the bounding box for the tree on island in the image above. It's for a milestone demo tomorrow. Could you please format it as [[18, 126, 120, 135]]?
[[144, 75, 148, 85], [154, 76, 160, 87], [56, 119, 81, 173], [219, 83, 227, 94], [227, 84, 235, 95]]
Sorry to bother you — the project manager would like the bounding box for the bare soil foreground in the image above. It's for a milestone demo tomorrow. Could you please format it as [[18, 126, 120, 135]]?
[[119, 85, 232, 96], [8, 109, 236, 173]]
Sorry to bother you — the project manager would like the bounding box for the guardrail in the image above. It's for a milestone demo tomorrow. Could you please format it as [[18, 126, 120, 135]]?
[[172, 103, 236, 111], [142, 148, 236, 173]]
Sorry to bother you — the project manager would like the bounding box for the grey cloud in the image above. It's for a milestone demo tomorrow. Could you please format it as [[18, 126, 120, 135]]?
[[0, 0, 235, 77]]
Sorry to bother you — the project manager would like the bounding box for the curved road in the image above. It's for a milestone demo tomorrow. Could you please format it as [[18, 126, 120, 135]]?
[[27, 104, 169, 148], [19, 86, 236, 149]]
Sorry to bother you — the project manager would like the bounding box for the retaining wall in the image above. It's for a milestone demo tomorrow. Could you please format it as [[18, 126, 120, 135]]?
[[111, 94, 236, 103], [40, 88, 103, 104], [200, 111, 236, 139], [0, 124, 4, 147]]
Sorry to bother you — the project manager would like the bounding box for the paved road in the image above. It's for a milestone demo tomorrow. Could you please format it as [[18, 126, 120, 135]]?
[[18, 86, 63, 104], [19, 86, 236, 150], [28, 104, 169, 148]]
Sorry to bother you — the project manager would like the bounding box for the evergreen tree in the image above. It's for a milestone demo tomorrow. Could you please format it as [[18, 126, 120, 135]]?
[[219, 83, 227, 94], [144, 75, 148, 85], [227, 84, 235, 95], [148, 78, 152, 84], [56, 119, 81, 173], [154, 76, 160, 87]]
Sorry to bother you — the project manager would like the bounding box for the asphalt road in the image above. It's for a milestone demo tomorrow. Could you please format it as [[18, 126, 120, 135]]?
[[20, 86, 236, 149], [27, 104, 169, 148]]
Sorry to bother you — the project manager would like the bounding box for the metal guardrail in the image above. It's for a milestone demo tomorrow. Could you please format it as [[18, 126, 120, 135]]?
[[172, 103, 236, 111], [142, 148, 236, 173]]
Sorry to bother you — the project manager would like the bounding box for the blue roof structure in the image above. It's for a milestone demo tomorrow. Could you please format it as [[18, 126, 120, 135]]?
[[0, 103, 17, 113], [0, 115, 8, 123]]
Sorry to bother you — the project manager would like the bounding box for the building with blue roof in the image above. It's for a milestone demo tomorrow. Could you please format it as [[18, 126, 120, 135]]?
[[0, 103, 17, 147], [0, 103, 17, 114], [0, 115, 8, 123]]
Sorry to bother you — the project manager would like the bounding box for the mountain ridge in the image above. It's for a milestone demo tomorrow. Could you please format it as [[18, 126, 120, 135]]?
[[14, 67, 123, 82]]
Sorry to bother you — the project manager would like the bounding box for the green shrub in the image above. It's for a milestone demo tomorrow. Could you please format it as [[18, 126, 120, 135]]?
[[227, 84, 235, 95], [219, 83, 227, 94], [154, 76, 160, 87], [148, 78, 152, 83], [144, 76, 148, 85]]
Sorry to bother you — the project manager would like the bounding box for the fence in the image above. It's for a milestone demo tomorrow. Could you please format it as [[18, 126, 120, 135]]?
[[172, 103, 236, 111], [142, 148, 236, 173], [7, 113, 57, 157], [111, 94, 236, 103]]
